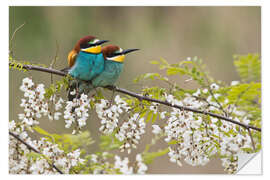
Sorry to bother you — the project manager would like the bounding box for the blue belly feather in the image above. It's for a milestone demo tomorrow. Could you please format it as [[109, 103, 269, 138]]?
[[69, 51, 105, 81], [91, 60, 123, 87]]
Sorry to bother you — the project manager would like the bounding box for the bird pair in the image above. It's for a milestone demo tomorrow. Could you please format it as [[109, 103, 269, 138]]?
[[64, 35, 139, 101]]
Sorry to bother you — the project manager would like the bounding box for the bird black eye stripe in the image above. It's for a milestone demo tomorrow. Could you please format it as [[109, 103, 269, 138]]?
[[80, 43, 95, 49], [107, 52, 123, 58]]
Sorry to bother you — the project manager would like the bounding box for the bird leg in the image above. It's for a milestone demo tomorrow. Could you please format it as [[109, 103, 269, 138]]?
[[84, 80, 99, 96], [75, 80, 79, 99], [106, 85, 116, 107]]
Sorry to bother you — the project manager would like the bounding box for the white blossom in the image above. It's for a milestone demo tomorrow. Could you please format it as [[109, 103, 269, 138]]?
[[231, 81, 239, 86], [152, 124, 162, 135], [136, 154, 148, 174], [210, 83, 219, 90], [192, 89, 201, 97], [64, 93, 90, 130], [97, 95, 131, 135], [116, 113, 146, 153], [9, 121, 85, 174], [114, 156, 133, 174]]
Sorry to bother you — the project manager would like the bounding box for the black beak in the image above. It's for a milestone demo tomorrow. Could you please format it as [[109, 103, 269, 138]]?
[[122, 48, 140, 55], [95, 40, 109, 46]]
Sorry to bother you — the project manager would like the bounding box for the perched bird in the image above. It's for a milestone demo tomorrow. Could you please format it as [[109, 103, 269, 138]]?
[[65, 35, 108, 101], [91, 45, 139, 88], [69, 45, 139, 99], [67, 36, 109, 81]]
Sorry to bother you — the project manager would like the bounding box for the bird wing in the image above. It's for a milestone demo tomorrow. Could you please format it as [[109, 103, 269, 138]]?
[[68, 50, 78, 67]]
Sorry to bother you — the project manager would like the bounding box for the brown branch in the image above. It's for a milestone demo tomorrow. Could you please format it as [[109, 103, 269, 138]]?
[[112, 86, 261, 132], [9, 63, 66, 76], [247, 128, 256, 152], [9, 63, 261, 132], [9, 131, 63, 174]]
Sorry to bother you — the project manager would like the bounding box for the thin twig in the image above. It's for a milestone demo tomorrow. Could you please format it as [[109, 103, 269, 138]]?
[[9, 63, 261, 132], [9, 22, 26, 56], [111, 86, 261, 132], [49, 40, 60, 119], [50, 40, 60, 69], [9, 63, 66, 76], [9, 131, 63, 174], [247, 128, 256, 152], [191, 60, 228, 116]]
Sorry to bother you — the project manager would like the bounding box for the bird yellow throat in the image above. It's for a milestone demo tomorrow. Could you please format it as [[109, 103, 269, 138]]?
[[82, 45, 102, 54], [111, 55, 125, 63]]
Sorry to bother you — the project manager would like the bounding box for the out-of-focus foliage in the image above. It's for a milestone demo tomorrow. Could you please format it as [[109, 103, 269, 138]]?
[[33, 126, 94, 152], [234, 54, 261, 82]]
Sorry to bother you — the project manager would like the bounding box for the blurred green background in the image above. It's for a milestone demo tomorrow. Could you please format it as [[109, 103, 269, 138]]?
[[9, 6, 260, 174]]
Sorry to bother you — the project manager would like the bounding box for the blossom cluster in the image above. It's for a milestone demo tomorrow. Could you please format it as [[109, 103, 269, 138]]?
[[163, 95, 211, 167], [153, 88, 254, 173], [18, 77, 48, 127], [96, 95, 130, 134], [64, 93, 91, 131], [114, 153, 148, 174], [9, 120, 85, 174], [96, 95, 146, 153], [115, 113, 146, 153], [10, 76, 258, 174], [86, 152, 116, 174], [18, 77, 64, 128]]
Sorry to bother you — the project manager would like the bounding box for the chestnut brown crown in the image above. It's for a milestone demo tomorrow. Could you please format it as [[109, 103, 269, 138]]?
[[74, 35, 97, 52], [101, 45, 120, 59]]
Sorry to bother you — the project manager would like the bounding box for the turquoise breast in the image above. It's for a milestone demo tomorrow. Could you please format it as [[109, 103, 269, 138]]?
[[69, 51, 105, 81], [91, 60, 124, 87]]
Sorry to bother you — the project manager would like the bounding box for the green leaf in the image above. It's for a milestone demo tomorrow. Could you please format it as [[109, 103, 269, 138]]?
[[227, 82, 261, 105], [61, 131, 94, 151], [234, 54, 261, 82], [144, 73, 160, 80], [146, 111, 153, 123], [150, 60, 160, 65], [34, 126, 94, 151], [167, 67, 180, 75], [143, 148, 169, 164], [99, 133, 124, 151], [33, 126, 55, 142], [168, 139, 178, 145], [160, 58, 169, 65], [139, 108, 148, 119], [26, 152, 43, 161], [33, 126, 51, 136], [151, 113, 158, 123], [166, 67, 186, 76]]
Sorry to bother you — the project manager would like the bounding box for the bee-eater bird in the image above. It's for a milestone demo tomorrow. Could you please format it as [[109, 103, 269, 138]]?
[[91, 45, 139, 88], [69, 45, 139, 100], [67, 36, 109, 81], [65, 35, 108, 101]]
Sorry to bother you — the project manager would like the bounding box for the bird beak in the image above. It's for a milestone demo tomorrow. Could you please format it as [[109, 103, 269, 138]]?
[[95, 40, 109, 46], [122, 48, 140, 55]]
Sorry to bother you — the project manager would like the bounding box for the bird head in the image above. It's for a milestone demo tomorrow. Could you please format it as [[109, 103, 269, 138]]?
[[102, 45, 139, 63], [68, 35, 109, 67], [75, 36, 109, 54]]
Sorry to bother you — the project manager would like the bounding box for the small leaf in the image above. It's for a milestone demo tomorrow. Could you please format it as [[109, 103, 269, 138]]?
[[160, 58, 169, 65], [168, 139, 178, 145], [146, 111, 153, 123], [143, 148, 169, 164], [150, 60, 160, 65], [151, 113, 158, 123]]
